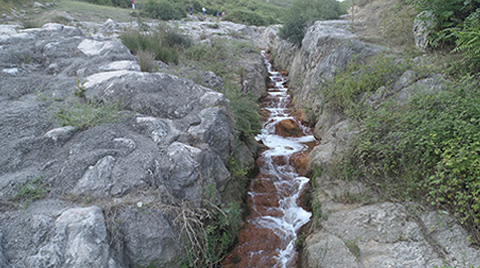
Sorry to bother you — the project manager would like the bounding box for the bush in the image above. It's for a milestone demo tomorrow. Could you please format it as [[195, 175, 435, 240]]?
[[408, 0, 480, 72], [225, 83, 261, 142], [279, 0, 342, 46], [120, 29, 192, 64], [224, 9, 268, 26], [341, 72, 480, 237], [322, 55, 407, 114], [140, 0, 186, 21]]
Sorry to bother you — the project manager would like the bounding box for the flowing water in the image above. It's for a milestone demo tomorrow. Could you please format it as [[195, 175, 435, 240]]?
[[221, 51, 318, 267]]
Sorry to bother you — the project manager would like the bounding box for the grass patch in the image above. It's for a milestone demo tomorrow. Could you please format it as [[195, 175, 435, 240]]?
[[120, 26, 192, 64], [12, 177, 48, 209], [53, 100, 126, 130], [137, 49, 156, 72], [345, 239, 361, 258], [322, 54, 408, 116]]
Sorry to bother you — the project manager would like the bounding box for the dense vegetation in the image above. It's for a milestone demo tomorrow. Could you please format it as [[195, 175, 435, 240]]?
[[317, 0, 480, 242], [279, 0, 344, 46], [74, 0, 285, 25], [409, 0, 480, 72]]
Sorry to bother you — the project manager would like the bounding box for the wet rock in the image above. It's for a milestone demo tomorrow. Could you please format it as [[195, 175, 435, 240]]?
[[275, 119, 302, 137]]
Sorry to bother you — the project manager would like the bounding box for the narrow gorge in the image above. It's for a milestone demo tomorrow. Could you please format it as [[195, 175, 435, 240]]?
[[222, 51, 316, 267], [1, 1, 480, 267]]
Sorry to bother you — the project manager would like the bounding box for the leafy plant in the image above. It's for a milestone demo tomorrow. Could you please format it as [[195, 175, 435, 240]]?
[[322, 55, 407, 115]]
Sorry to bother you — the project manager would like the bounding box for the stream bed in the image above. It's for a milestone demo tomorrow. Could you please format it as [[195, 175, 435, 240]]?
[[221, 51, 318, 267]]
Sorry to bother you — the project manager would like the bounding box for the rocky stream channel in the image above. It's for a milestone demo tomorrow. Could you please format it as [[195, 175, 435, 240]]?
[[1, 6, 480, 267], [221, 51, 316, 268]]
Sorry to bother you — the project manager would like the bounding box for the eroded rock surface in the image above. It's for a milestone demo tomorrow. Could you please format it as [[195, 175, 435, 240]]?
[[0, 19, 264, 267]]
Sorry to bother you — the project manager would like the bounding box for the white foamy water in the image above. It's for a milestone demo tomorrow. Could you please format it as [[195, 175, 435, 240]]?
[[248, 51, 314, 267]]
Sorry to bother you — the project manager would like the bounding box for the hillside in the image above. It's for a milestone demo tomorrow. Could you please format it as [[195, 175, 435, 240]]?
[[1, 0, 480, 267]]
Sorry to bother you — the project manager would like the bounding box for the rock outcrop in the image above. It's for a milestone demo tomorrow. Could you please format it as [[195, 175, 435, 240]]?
[[0, 19, 265, 267], [262, 19, 480, 268]]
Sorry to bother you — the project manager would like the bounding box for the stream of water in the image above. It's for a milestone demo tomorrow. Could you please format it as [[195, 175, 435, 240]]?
[[221, 51, 317, 267]]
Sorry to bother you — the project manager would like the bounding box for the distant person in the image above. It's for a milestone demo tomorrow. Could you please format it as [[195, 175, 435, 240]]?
[[202, 7, 206, 16], [131, 0, 135, 10], [189, 6, 193, 15], [216, 11, 221, 21]]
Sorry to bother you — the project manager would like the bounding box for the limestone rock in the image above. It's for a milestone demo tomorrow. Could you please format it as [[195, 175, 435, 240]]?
[[26, 206, 120, 268], [413, 11, 435, 51]]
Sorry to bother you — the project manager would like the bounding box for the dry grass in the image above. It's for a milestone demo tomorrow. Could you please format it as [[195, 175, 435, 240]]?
[[138, 49, 156, 72]]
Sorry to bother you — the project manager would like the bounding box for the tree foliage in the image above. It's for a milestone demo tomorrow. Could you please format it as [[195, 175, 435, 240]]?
[[279, 0, 343, 46]]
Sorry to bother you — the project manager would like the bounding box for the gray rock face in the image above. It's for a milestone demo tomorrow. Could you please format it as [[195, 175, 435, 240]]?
[[115, 209, 183, 267], [413, 11, 435, 51], [0, 19, 264, 267], [26, 206, 117, 268], [305, 203, 480, 268]]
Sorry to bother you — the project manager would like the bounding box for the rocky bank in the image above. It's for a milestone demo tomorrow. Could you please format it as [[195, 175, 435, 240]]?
[[261, 18, 480, 268], [0, 15, 266, 267]]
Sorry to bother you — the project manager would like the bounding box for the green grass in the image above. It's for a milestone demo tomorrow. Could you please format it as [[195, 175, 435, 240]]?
[[53, 100, 126, 130], [13, 177, 48, 209], [345, 239, 361, 258]]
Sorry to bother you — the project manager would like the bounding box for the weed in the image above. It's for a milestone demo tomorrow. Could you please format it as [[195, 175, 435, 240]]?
[[344, 238, 361, 258], [13, 177, 47, 209], [74, 77, 87, 100], [137, 49, 156, 72]]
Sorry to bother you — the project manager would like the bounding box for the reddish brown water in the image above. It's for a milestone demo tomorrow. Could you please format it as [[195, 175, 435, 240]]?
[[221, 51, 318, 268]]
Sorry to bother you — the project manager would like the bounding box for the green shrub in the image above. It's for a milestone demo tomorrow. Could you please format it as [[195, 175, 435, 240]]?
[[345, 77, 480, 232], [408, 0, 480, 72], [322, 55, 407, 114], [140, 0, 185, 21], [137, 49, 156, 72], [120, 30, 185, 64], [224, 8, 268, 26], [452, 9, 480, 72], [279, 0, 342, 46], [225, 83, 261, 142]]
